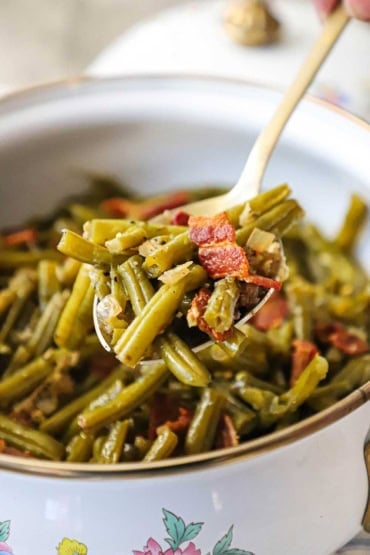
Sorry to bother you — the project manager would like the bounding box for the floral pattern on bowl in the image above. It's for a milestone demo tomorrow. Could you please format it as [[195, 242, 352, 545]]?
[[132, 509, 254, 555], [0, 511, 253, 555]]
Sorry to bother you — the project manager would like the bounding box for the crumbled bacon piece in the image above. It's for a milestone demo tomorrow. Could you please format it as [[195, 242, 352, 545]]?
[[244, 274, 282, 291], [250, 291, 289, 331], [189, 211, 281, 289], [171, 210, 190, 226], [290, 340, 319, 386], [139, 191, 191, 220], [198, 244, 250, 280], [101, 191, 191, 220], [189, 212, 236, 246], [164, 407, 192, 436], [316, 322, 368, 355], [100, 198, 134, 217], [2, 228, 37, 247], [0, 439, 31, 458], [215, 414, 239, 449], [148, 393, 185, 440], [330, 331, 369, 355], [187, 288, 233, 342]]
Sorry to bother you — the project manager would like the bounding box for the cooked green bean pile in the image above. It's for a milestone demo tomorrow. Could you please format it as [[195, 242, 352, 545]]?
[[0, 177, 368, 463]]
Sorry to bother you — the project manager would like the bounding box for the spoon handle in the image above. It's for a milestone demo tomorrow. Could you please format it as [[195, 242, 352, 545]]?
[[229, 4, 349, 204]]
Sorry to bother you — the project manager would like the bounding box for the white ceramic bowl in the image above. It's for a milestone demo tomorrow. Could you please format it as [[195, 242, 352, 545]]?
[[0, 76, 369, 555]]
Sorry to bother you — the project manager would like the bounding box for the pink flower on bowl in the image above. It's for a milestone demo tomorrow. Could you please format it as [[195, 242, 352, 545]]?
[[133, 538, 201, 555], [0, 542, 13, 554]]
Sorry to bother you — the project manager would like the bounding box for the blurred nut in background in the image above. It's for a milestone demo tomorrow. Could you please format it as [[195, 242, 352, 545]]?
[[224, 0, 281, 46]]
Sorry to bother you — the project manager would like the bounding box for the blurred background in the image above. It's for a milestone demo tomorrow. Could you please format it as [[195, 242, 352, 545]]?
[[0, 0, 369, 120], [0, 0, 186, 87]]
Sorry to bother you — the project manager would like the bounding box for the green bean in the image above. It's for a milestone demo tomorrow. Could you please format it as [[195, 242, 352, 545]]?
[[143, 426, 178, 461], [54, 265, 94, 350], [118, 255, 154, 314], [204, 277, 240, 333], [38, 260, 60, 309], [236, 199, 303, 245], [0, 413, 64, 460], [120, 258, 209, 384], [40, 366, 130, 435], [57, 229, 127, 266], [91, 435, 106, 461], [279, 354, 328, 410], [0, 249, 61, 268], [156, 332, 210, 387], [0, 269, 36, 345], [56, 258, 81, 286], [86, 219, 187, 245], [143, 231, 194, 278], [216, 327, 269, 376], [31, 291, 70, 357], [0, 289, 16, 315], [335, 194, 367, 253], [113, 281, 187, 366], [66, 432, 94, 462], [233, 370, 284, 395], [78, 362, 169, 432], [300, 224, 367, 291], [89, 267, 110, 300], [105, 226, 147, 252], [97, 420, 130, 463], [269, 205, 305, 237], [115, 263, 207, 366], [185, 388, 224, 455], [307, 382, 351, 411], [286, 278, 314, 341], [67, 203, 102, 224], [266, 320, 294, 359], [0, 356, 54, 408], [247, 184, 291, 216], [331, 354, 370, 387], [219, 390, 257, 436], [110, 266, 127, 310], [134, 436, 153, 459]]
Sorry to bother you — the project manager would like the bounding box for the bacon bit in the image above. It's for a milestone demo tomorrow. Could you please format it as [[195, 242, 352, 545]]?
[[189, 212, 236, 246], [164, 407, 192, 436], [187, 288, 211, 328], [316, 322, 369, 355], [215, 414, 239, 449], [198, 244, 250, 279], [100, 191, 191, 220], [0, 439, 31, 458], [250, 291, 289, 331], [315, 321, 343, 344], [148, 393, 181, 440], [187, 288, 233, 342], [244, 274, 282, 291], [290, 340, 319, 386], [100, 198, 135, 217], [189, 211, 281, 290], [171, 210, 190, 226], [2, 228, 37, 247], [330, 331, 369, 355]]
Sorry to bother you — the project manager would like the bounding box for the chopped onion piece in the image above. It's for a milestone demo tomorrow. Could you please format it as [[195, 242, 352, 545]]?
[[158, 261, 193, 285], [247, 227, 275, 252]]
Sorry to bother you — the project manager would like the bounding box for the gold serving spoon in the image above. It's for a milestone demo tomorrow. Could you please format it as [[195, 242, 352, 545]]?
[[94, 5, 349, 354]]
